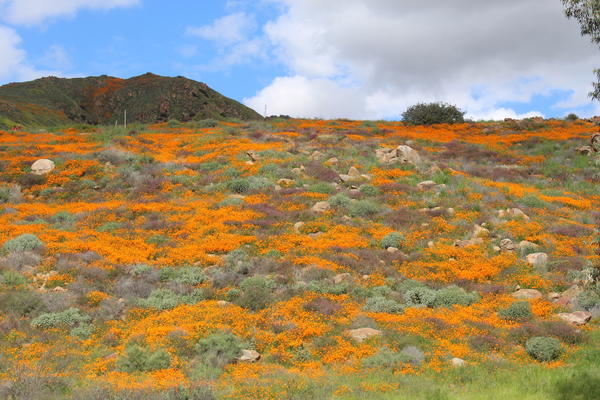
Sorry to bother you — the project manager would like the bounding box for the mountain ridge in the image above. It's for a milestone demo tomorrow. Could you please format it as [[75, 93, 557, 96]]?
[[0, 73, 262, 128]]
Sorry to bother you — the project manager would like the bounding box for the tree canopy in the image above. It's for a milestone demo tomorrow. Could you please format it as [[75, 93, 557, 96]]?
[[562, 0, 600, 99]]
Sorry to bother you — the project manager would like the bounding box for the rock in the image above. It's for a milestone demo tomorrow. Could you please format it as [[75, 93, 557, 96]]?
[[575, 145, 594, 156], [246, 150, 259, 162], [473, 224, 490, 238], [446, 208, 456, 216], [293, 222, 305, 233], [325, 157, 339, 165], [493, 246, 501, 252], [311, 201, 330, 213], [498, 208, 529, 220], [500, 238, 516, 251], [346, 328, 382, 343], [237, 349, 261, 363], [518, 240, 540, 253], [512, 288, 543, 300], [277, 179, 296, 187], [31, 159, 55, 175], [526, 252, 548, 268], [417, 180, 437, 190], [556, 285, 583, 310], [348, 166, 361, 177], [376, 145, 422, 166], [387, 247, 399, 253], [310, 151, 324, 160], [216, 300, 231, 307], [333, 273, 352, 284], [548, 292, 561, 301], [558, 311, 592, 326], [451, 357, 466, 367], [396, 145, 422, 166], [427, 241, 435, 248], [454, 238, 484, 248]]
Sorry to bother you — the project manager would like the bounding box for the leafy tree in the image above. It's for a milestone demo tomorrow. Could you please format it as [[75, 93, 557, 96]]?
[[563, 0, 600, 99]]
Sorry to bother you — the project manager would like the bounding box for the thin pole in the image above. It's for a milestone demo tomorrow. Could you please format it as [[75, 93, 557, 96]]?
[[124, 110, 127, 129]]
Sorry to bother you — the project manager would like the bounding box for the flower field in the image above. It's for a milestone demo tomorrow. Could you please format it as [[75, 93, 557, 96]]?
[[0, 118, 598, 399]]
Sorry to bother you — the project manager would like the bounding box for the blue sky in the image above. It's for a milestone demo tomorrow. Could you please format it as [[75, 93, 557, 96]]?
[[0, 0, 598, 120]]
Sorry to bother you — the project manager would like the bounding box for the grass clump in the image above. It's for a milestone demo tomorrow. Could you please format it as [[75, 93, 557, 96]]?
[[499, 301, 533, 322]]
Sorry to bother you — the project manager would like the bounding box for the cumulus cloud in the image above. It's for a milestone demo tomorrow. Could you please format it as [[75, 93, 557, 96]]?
[[187, 12, 256, 45], [0, 0, 140, 26], [245, 0, 598, 119], [0, 25, 55, 82]]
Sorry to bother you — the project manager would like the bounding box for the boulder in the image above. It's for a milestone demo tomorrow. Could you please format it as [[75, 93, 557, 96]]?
[[575, 146, 594, 156], [293, 222, 305, 233], [396, 145, 422, 166], [237, 349, 261, 363], [348, 166, 361, 177], [451, 357, 466, 367], [512, 288, 543, 300], [526, 252, 548, 268], [31, 159, 55, 175], [311, 201, 331, 213], [417, 180, 437, 191], [498, 208, 529, 220], [345, 327, 382, 343], [454, 238, 484, 248], [333, 273, 352, 284], [518, 240, 540, 253], [473, 224, 490, 238], [558, 311, 592, 326], [555, 285, 583, 310], [500, 238, 516, 251], [246, 150, 259, 162]]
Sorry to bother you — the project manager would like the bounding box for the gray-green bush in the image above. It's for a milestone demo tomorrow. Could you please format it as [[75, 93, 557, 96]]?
[[525, 336, 562, 362]]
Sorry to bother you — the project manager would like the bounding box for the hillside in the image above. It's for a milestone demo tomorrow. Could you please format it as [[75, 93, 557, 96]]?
[[0, 73, 262, 128], [0, 118, 599, 399]]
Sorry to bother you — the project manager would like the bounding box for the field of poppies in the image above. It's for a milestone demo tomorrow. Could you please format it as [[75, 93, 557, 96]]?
[[0, 118, 598, 399]]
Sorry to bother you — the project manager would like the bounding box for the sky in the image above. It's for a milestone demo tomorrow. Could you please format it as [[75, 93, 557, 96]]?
[[0, 0, 598, 120]]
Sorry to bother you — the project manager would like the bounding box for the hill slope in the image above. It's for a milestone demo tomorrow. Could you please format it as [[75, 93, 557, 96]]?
[[0, 73, 262, 127]]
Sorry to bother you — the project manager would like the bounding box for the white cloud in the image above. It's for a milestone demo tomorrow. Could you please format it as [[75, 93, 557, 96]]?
[[40, 45, 71, 70], [245, 0, 599, 120], [187, 12, 255, 45], [0, 0, 140, 26], [0, 25, 55, 82]]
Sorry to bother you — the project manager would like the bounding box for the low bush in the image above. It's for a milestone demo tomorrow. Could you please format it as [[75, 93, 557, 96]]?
[[304, 297, 342, 315], [237, 276, 276, 311], [525, 336, 562, 362], [433, 286, 479, 308], [138, 288, 206, 310], [499, 301, 533, 321], [1, 270, 26, 287], [404, 286, 436, 307], [3, 233, 44, 253], [117, 345, 172, 372], [227, 178, 251, 193], [196, 331, 244, 368], [380, 232, 404, 249], [348, 199, 381, 217], [363, 296, 404, 314], [361, 348, 412, 370], [31, 307, 90, 329], [402, 102, 465, 125], [0, 290, 46, 316]]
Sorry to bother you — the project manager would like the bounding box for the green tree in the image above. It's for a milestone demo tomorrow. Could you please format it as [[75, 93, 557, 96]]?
[[563, 0, 600, 99]]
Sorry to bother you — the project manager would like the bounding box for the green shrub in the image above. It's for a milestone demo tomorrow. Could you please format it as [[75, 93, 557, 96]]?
[[31, 308, 90, 329], [227, 178, 250, 193], [364, 296, 404, 314], [525, 336, 562, 362], [117, 345, 172, 372], [380, 232, 404, 249], [48, 211, 77, 231], [328, 193, 352, 208], [361, 348, 411, 370], [433, 286, 479, 308], [359, 185, 380, 197], [1, 270, 26, 287], [499, 301, 533, 321], [160, 266, 206, 285], [577, 289, 600, 310], [196, 331, 243, 368], [139, 288, 206, 310], [238, 276, 275, 311], [3, 233, 43, 253], [308, 182, 335, 194], [564, 113, 579, 121], [402, 102, 465, 125], [348, 200, 381, 217], [404, 286, 436, 307]]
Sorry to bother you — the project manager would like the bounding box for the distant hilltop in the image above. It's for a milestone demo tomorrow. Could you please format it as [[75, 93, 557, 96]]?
[[0, 73, 262, 128]]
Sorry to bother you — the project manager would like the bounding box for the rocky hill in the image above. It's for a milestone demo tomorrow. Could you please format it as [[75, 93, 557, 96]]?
[[0, 73, 262, 128]]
